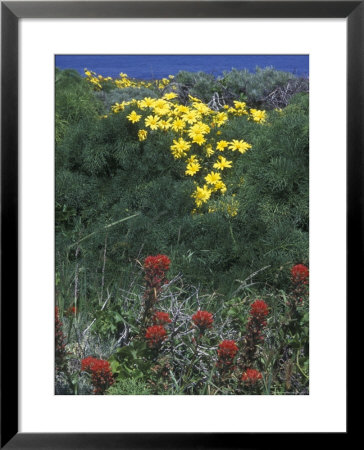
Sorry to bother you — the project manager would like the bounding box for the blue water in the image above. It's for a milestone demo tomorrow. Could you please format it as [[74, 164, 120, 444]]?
[[55, 55, 309, 79]]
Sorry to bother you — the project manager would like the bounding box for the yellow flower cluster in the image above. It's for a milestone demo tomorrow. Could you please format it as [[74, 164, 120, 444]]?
[[84, 69, 112, 90], [85, 69, 173, 91], [89, 70, 268, 214], [109, 91, 260, 213]]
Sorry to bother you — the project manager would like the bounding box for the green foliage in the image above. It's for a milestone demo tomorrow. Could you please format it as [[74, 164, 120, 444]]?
[[220, 66, 295, 104], [175, 67, 308, 109], [107, 377, 151, 395], [175, 70, 218, 102], [55, 68, 102, 145], [109, 340, 152, 380]]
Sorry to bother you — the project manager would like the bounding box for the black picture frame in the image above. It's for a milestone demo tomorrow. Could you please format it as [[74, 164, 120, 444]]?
[[1, 1, 357, 448]]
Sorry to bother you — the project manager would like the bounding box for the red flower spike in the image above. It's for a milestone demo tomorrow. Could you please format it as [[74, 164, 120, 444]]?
[[142, 254, 171, 310], [242, 368, 263, 384], [242, 300, 270, 366], [145, 325, 167, 348], [81, 356, 114, 394], [217, 340, 239, 368], [192, 310, 214, 332], [250, 299, 269, 319], [143, 254, 171, 274], [291, 264, 309, 285]]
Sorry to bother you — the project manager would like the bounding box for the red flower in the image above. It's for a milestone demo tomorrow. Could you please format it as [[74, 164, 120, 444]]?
[[249, 300, 269, 327], [291, 264, 309, 285], [242, 300, 269, 366], [192, 310, 214, 332], [250, 299, 269, 319], [81, 356, 114, 394], [144, 254, 171, 274], [145, 325, 167, 348], [242, 368, 262, 384], [142, 254, 171, 310], [153, 311, 172, 326], [81, 356, 98, 372], [217, 340, 238, 368]]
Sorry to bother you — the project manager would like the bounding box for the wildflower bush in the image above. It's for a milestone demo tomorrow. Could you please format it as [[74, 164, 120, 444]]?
[[55, 66, 309, 395]]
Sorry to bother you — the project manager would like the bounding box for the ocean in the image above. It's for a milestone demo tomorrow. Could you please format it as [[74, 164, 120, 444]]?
[[55, 54, 309, 79]]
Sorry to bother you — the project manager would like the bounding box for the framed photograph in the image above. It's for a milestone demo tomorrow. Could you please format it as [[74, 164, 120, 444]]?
[[1, 1, 357, 447]]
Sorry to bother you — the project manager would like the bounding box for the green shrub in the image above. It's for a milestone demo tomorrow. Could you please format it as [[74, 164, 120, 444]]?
[[107, 378, 151, 395], [55, 69, 102, 144], [174, 67, 308, 109], [175, 70, 218, 102]]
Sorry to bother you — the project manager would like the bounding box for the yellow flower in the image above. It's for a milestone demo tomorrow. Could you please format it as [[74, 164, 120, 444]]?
[[139, 97, 155, 109], [192, 185, 212, 207], [193, 102, 211, 115], [231, 104, 248, 116], [216, 140, 229, 151], [205, 145, 215, 157], [163, 92, 178, 100], [138, 129, 148, 141], [186, 155, 199, 164], [188, 123, 210, 140], [213, 112, 228, 127], [152, 99, 170, 116], [214, 180, 227, 193], [250, 109, 266, 123], [111, 102, 126, 113], [213, 155, 232, 170], [205, 171, 221, 185], [127, 110, 142, 123], [233, 100, 247, 110], [154, 105, 171, 116], [185, 161, 201, 176], [174, 105, 190, 115], [88, 77, 102, 89], [228, 139, 252, 154], [145, 115, 160, 130], [171, 118, 186, 132], [182, 110, 200, 124], [170, 138, 191, 159], [191, 133, 206, 146], [158, 118, 172, 131]]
